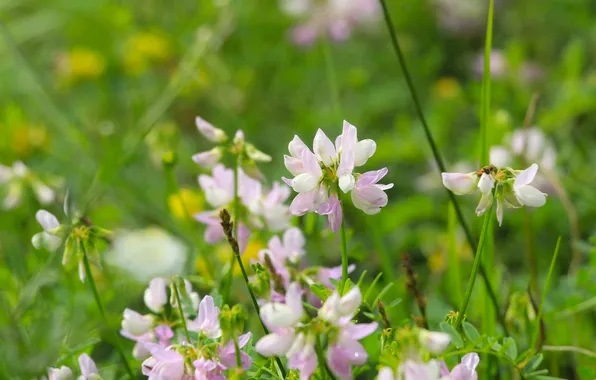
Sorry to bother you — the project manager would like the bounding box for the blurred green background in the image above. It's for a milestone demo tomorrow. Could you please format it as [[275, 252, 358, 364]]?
[[1, 0, 596, 378]]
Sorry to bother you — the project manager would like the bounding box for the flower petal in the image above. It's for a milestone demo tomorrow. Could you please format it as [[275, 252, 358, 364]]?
[[36, 209, 60, 231], [514, 163, 539, 189], [289, 135, 308, 158], [196, 116, 227, 143], [284, 155, 304, 176], [475, 192, 493, 216], [255, 332, 294, 356], [289, 191, 317, 216], [356, 168, 388, 187], [313, 129, 337, 166], [441, 172, 478, 195], [514, 185, 547, 207], [292, 173, 319, 193], [477, 173, 495, 194], [354, 139, 376, 166], [339, 173, 355, 193]]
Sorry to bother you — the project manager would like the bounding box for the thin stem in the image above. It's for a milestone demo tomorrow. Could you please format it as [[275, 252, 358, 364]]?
[[455, 209, 492, 329], [378, 0, 508, 335], [338, 191, 349, 294], [532, 237, 562, 350], [233, 335, 242, 368], [81, 245, 134, 379], [219, 210, 286, 377], [322, 38, 342, 119], [480, 0, 494, 164], [542, 345, 596, 360], [173, 279, 191, 343], [315, 338, 335, 379]]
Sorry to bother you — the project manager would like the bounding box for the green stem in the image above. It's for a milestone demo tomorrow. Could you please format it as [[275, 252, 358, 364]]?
[[315, 338, 335, 379], [455, 209, 492, 329], [172, 279, 191, 343], [220, 212, 287, 377], [322, 38, 341, 119], [338, 191, 349, 294], [378, 0, 508, 335], [480, 0, 494, 164], [531, 237, 562, 350], [233, 335, 242, 368], [81, 245, 134, 379]]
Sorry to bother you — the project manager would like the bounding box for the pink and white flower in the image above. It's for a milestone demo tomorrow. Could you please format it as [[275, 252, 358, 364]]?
[[284, 120, 391, 232], [188, 295, 222, 339]]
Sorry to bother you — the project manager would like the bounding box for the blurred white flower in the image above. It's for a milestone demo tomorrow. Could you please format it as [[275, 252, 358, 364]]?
[[0, 161, 56, 209], [106, 228, 187, 283]]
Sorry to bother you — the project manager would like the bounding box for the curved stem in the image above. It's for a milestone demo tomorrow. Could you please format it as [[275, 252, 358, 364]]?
[[81, 244, 134, 379], [378, 0, 508, 335], [233, 335, 242, 368], [219, 210, 286, 377], [337, 191, 349, 294], [455, 209, 492, 329], [172, 279, 191, 343]]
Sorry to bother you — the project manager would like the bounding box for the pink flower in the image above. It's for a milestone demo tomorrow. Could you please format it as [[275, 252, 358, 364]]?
[[144, 277, 168, 314], [78, 354, 100, 379], [218, 332, 253, 370], [284, 121, 388, 232], [448, 353, 480, 380], [141, 344, 186, 380], [196, 116, 228, 143], [255, 283, 304, 356], [193, 357, 226, 380], [351, 168, 393, 215], [188, 295, 222, 339], [192, 148, 223, 169]]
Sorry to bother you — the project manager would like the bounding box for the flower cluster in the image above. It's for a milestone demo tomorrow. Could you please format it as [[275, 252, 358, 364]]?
[[252, 227, 353, 301], [442, 163, 547, 225], [284, 120, 393, 232], [31, 204, 110, 282], [192, 117, 291, 252], [256, 284, 377, 379], [280, 0, 381, 46], [43, 354, 101, 380], [378, 326, 479, 380], [121, 277, 253, 379], [0, 161, 55, 209]]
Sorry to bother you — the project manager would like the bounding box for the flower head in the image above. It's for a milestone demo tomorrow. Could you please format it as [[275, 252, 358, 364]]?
[[188, 295, 222, 339], [0, 161, 56, 209], [442, 163, 547, 225], [284, 121, 392, 232]]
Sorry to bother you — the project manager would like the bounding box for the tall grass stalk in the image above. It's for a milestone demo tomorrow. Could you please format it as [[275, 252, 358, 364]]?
[[532, 237, 562, 350], [81, 244, 134, 379], [378, 0, 508, 334], [455, 209, 492, 329]]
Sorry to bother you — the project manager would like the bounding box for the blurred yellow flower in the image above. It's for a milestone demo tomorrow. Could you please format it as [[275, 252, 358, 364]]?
[[167, 189, 204, 221], [195, 239, 265, 277], [124, 32, 171, 75], [427, 233, 472, 274], [12, 124, 49, 156], [432, 77, 462, 100], [55, 47, 106, 82]]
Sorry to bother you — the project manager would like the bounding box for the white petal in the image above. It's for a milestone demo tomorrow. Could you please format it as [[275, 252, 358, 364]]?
[[36, 209, 60, 231], [33, 182, 55, 204], [419, 330, 451, 354], [338, 174, 355, 193], [284, 155, 304, 176], [195, 116, 227, 143], [0, 164, 12, 183], [515, 185, 547, 207], [514, 163, 539, 189], [441, 173, 478, 195], [377, 367, 396, 380], [255, 333, 293, 356], [292, 173, 319, 193], [260, 303, 300, 328], [475, 192, 493, 216], [477, 173, 495, 194], [32, 232, 62, 252], [496, 198, 504, 226], [313, 129, 337, 167], [339, 287, 362, 316], [354, 139, 376, 166], [288, 135, 308, 158]]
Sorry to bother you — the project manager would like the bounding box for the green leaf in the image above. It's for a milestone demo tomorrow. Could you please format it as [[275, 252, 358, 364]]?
[[502, 337, 518, 360], [462, 322, 481, 345], [440, 322, 464, 349], [524, 354, 544, 373], [310, 284, 332, 301]]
